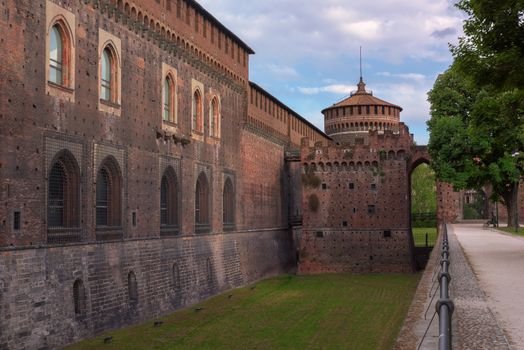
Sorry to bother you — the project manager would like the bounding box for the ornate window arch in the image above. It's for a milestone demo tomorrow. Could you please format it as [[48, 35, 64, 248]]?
[[49, 20, 73, 86], [195, 172, 210, 231], [223, 178, 235, 229], [100, 43, 119, 103], [209, 97, 220, 137], [47, 150, 81, 242], [46, 2, 76, 97], [95, 156, 122, 229], [163, 73, 176, 123], [192, 88, 203, 133], [160, 166, 179, 235]]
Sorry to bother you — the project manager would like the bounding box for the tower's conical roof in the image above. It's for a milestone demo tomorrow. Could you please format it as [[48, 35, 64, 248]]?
[[322, 78, 402, 113]]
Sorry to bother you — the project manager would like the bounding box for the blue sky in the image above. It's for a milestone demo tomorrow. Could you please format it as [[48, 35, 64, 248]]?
[[199, 0, 465, 145]]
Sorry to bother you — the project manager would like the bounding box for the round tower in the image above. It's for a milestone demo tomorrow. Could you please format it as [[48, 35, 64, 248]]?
[[322, 77, 403, 143]]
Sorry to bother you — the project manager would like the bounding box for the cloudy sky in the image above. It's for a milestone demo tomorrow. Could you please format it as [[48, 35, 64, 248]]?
[[199, 0, 465, 144]]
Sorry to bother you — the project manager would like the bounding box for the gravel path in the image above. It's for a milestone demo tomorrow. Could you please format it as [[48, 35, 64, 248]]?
[[452, 223, 524, 349], [395, 224, 511, 349]]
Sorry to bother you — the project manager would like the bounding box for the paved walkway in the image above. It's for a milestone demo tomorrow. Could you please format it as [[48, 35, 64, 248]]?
[[452, 224, 524, 349]]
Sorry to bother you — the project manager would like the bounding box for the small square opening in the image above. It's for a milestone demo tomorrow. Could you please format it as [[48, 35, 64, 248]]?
[[384, 230, 392, 238], [349, 183, 355, 190]]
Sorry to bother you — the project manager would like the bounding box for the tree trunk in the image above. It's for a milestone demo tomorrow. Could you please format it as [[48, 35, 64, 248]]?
[[503, 183, 519, 228]]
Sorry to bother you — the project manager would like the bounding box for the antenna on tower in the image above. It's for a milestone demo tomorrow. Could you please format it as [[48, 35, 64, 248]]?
[[359, 46, 363, 81]]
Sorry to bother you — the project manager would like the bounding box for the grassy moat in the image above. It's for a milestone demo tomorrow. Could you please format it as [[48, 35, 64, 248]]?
[[67, 273, 419, 350]]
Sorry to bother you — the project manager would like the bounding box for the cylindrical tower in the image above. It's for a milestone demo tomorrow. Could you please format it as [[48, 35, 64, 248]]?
[[322, 78, 403, 143]]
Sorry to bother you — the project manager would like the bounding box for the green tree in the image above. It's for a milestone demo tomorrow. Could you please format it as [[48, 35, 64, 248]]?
[[411, 164, 437, 214], [428, 0, 524, 227]]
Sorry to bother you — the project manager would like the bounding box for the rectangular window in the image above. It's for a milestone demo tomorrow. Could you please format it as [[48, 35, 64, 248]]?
[[132, 211, 137, 227], [349, 183, 355, 189], [384, 230, 392, 238], [322, 183, 327, 190], [12, 210, 21, 231], [370, 183, 377, 191], [367, 205, 376, 215]]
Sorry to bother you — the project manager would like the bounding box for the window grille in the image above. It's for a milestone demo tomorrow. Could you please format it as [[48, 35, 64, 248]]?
[[95, 157, 122, 240], [47, 149, 81, 244]]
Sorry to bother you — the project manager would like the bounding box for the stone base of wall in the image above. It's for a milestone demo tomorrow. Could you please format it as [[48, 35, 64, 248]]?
[[0, 229, 294, 350], [297, 229, 414, 274]]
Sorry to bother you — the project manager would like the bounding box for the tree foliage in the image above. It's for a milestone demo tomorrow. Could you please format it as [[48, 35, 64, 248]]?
[[428, 0, 524, 227], [411, 164, 437, 214]]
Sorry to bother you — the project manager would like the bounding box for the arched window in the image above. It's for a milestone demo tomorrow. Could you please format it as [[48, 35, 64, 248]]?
[[209, 97, 220, 137], [96, 157, 122, 229], [195, 172, 210, 231], [160, 167, 179, 235], [192, 89, 203, 133], [73, 279, 87, 318], [163, 75, 175, 122], [100, 45, 118, 103], [128, 271, 138, 305], [223, 178, 235, 229], [49, 25, 64, 85], [47, 150, 80, 242]]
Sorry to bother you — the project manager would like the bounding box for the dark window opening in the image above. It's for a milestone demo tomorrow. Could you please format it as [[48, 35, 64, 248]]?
[[73, 279, 87, 318], [195, 172, 210, 232], [131, 211, 137, 227], [322, 183, 327, 190], [367, 205, 376, 215], [12, 210, 21, 231], [316, 231, 324, 238], [223, 178, 235, 229], [160, 167, 179, 235], [128, 271, 138, 305], [96, 157, 122, 237], [371, 183, 377, 191], [342, 221, 348, 227], [384, 230, 392, 238], [349, 183, 355, 190]]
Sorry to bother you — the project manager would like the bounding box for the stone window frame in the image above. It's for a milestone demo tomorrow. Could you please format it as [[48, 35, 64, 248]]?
[[191, 79, 205, 138], [45, 1, 76, 101], [162, 63, 178, 125], [98, 29, 122, 116], [208, 94, 221, 138]]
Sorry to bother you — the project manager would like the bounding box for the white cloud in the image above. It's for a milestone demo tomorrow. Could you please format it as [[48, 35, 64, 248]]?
[[298, 84, 356, 95], [267, 64, 300, 79], [376, 72, 427, 82]]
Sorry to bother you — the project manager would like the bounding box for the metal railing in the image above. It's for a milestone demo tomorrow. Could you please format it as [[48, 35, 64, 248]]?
[[418, 223, 454, 350], [437, 225, 454, 350]]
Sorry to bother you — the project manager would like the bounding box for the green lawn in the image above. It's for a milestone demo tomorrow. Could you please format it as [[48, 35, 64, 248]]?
[[67, 274, 419, 350], [412, 227, 438, 247], [495, 226, 524, 237]]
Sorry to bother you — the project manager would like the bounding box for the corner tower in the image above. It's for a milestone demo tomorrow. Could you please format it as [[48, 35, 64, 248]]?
[[322, 78, 402, 143]]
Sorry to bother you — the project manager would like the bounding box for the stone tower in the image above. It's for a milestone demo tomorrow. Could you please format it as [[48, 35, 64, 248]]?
[[322, 77, 403, 143]]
